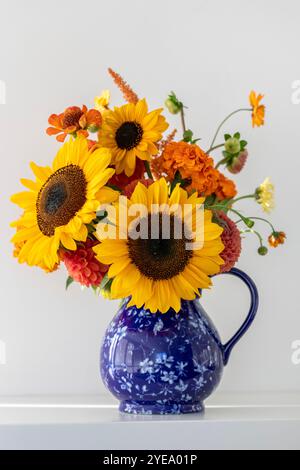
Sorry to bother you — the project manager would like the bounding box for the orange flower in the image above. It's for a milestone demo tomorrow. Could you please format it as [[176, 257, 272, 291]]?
[[46, 105, 102, 142], [249, 91, 265, 127], [268, 231, 286, 248], [161, 141, 219, 195], [215, 172, 237, 200]]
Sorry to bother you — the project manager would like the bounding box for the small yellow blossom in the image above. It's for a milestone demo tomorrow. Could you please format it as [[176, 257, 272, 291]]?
[[95, 89, 110, 113], [255, 177, 275, 213]]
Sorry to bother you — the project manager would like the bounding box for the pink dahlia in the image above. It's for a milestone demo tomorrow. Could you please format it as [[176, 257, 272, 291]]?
[[62, 239, 108, 287], [217, 212, 242, 273], [123, 178, 154, 198]]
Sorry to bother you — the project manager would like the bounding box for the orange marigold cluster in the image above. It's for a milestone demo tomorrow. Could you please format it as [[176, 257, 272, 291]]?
[[161, 141, 218, 195], [108, 68, 139, 104], [160, 141, 237, 199], [215, 173, 237, 200]]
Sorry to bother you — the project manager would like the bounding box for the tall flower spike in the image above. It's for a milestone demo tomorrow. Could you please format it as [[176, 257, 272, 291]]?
[[108, 68, 139, 104]]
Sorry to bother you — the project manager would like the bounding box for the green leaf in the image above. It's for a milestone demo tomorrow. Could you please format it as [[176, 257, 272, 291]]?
[[99, 273, 111, 291], [95, 210, 108, 221], [106, 184, 122, 192], [170, 170, 184, 193], [222, 151, 231, 158], [240, 140, 248, 149], [234, 132, 241, 139], [66, 276, 74, 290], [224, 134, 231, 141], [204, 194, 217, 207]]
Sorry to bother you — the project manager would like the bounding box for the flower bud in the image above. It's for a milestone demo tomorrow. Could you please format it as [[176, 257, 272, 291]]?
[[227, 150, 248, 174], [165, 98, 182, 115], [225, 137, 241, 155], [258, 246, 268, 256]]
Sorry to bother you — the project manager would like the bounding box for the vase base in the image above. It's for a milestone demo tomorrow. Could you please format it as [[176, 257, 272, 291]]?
[[119, 400, 204, 415]]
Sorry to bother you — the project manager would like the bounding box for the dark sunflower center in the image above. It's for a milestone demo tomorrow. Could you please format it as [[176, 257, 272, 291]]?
[[36, 165, 87, 237], [115, 121, 143, 150], [44, 182, 67, 215], [127, 213, 193, 281]]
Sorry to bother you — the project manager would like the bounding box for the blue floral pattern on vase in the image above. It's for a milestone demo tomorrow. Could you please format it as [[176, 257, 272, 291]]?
[[100, 268, 259, 415], [100, 298, 224, 415]]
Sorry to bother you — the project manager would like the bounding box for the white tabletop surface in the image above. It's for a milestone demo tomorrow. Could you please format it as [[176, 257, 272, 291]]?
[[0, 392, 299, 450]]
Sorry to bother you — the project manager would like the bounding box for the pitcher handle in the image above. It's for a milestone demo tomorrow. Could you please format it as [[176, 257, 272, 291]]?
[[218, 268, 259, 365]]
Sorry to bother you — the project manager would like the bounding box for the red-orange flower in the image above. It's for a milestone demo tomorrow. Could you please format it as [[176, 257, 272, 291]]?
[[62, 239, 108, 288], [215, 172, 237, 201], [109, 158, 145, 191], [123, 178, 154, 198], [161, 141, 219, 196], [268, 231, 286, 248], [46, 105, 102, 142]]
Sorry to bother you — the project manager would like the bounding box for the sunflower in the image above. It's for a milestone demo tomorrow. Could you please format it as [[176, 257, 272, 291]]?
[[11, 138, 117, 271], [249, 91, 265, 127], [94, 178, 224, 313], [98, 99, 169, 177]]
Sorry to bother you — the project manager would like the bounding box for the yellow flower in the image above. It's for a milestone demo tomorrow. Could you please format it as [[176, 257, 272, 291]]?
[[98, 98, 169, 177], [11, 138, 117, 271], [95, 90, 110, 113], [94, 179, 224, 314], [249, 91, 265, 127], [255, 177, 275, 213]]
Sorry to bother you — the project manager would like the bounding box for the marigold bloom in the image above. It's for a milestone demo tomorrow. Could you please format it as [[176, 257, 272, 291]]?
[[268, 231, 286, 248], [215, 172, 237, 200], [249, 91, 265, 127], [161, 141, 219, 196], [46, 105, 102, 142]]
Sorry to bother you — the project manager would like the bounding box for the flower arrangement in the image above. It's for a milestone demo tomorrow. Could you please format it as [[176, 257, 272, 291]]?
[[11, 69, 286, 314]]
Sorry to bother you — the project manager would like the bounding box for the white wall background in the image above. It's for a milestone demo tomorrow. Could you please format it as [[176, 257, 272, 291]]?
[[0, 0, 299, 396]]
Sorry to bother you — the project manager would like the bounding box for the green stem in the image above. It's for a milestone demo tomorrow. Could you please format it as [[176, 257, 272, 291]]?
[[208, 205, 254, 228], [207, 108, 252, 153], [236, 216, 276, 232], [180, 107, 187, 134], [232, 194, 255, 204], [215, 156, 229, 169], [207, 143, 225, 154], [144, 161, 153, 180], [242, 229, 264, 247], [228, 207, 251, 222]]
